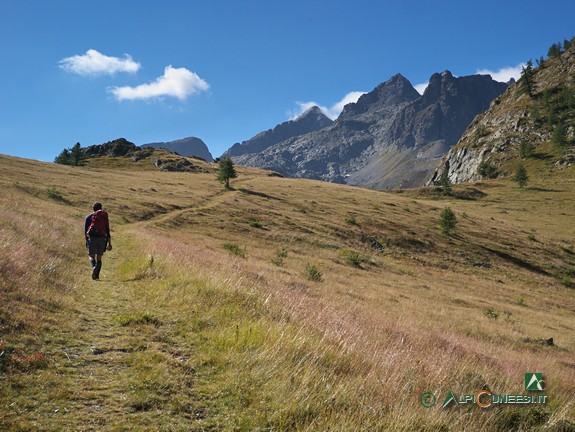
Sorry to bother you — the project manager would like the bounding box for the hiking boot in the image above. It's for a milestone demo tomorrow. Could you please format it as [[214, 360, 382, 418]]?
[[92, 261, 102, 280]]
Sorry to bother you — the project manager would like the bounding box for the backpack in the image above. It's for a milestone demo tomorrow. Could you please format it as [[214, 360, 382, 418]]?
[[87, 210, 108, 238]]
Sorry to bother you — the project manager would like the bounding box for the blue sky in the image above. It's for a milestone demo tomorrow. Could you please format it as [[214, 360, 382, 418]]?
[[1, 0, 574, 161]]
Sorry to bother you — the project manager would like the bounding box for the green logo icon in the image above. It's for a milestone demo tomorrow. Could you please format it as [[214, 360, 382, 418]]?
[[525, 373, 545, 391], [442, 390, 457, 409], [419, 391, 437, 408]]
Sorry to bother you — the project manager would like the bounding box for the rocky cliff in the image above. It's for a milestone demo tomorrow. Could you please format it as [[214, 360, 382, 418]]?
[[431, 38, 575, 184]]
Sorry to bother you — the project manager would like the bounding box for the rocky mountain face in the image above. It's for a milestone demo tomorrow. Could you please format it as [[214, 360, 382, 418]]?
[[228, 72, 508, 188], [143, 137, 213, 162], [431, 39, 575, 184], [230, 74, 421, 183], [223, 106, 333, 158], [82, 138, 139, 157]]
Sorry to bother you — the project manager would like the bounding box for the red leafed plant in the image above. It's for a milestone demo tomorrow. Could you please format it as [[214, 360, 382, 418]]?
[[0, 341, 49, 372]]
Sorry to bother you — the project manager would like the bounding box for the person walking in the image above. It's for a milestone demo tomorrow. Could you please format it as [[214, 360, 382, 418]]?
[[85, 202, 112, 280]]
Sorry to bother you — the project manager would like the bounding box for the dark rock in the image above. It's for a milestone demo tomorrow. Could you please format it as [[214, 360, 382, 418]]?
[[82, 138, 138, 158], [223, 106, 333, 158], [143, 137, 213, 162]]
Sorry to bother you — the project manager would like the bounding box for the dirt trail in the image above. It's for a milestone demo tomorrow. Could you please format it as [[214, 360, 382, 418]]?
[[49, 246, 144, 429], [2, 232, 169, 430]]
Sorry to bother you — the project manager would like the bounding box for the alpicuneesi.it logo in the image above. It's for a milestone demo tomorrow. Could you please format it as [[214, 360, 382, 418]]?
[[420, 373, 548, 409]]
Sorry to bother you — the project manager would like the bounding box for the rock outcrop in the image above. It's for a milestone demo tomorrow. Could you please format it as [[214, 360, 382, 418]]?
[[82, 138, 138, 158], [431, 38, 575, 184]]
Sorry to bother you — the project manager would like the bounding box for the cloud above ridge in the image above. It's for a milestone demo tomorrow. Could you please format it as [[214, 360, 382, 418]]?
[[413, 63, 525, 96], [59, 49, 141, 76], [476, 63, 525, 83], [290, 91, 366, 120], [108, 66, 210, 101]]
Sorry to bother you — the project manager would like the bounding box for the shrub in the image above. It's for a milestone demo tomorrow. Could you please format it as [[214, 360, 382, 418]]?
[[516, 296, 527, 307], [484, 307, 499, 320], [438, 161, 452, 194], [519, 141, 534, 158], [223, 243, 245, 258], [45, 187, 66, 202], [439, 207, 457, 235], [558, 273, 575, 289], [114, 313, 161, 327], [304, 263, 322, 282], [271, 248, 288, 266], [0, 342, 49, 372], [217, 157, 238, 188], [338, 249, 369, 267], [551, 122, 567, 148], [477, 161, 498, 179], [345, 214, 359, 226], [249, 220, 263, 229], [514, 163, 528, 188]]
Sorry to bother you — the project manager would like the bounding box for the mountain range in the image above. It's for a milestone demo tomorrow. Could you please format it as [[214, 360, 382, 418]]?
[[224, 71, 509, 188]]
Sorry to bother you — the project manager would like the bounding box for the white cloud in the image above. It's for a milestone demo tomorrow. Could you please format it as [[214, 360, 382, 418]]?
[[108, 66, 209, 101], [59, 49, 140, 76], [414, 82, 429, 95], [413, 64, 525, 95], [476, 63, 525, 83], [290, 91, 366, 120]]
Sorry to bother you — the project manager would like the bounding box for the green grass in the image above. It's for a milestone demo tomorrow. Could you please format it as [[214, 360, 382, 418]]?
[[1, 153, 575, 431], [223, 242, 246, 257], [338, 248, 370, 267], [304, 262, 323, 282]]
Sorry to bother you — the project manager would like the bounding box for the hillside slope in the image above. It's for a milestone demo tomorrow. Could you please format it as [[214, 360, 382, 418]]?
[[433, 38, 575, 184], [1, 153, 574, 431]]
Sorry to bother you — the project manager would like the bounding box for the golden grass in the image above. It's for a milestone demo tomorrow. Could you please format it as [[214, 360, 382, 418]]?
[[0, 153, 574, 431]]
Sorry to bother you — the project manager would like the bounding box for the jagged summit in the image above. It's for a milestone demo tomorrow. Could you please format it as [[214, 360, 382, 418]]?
[[222, 105, 333, 158], [299, 105, 325, 118], [227, 70, 508, 188], [338, 73, 419, 121]]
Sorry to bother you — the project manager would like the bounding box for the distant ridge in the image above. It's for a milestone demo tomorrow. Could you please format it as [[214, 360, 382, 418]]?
[[143, 137, 213, 162], [223, 106, 333, 158]]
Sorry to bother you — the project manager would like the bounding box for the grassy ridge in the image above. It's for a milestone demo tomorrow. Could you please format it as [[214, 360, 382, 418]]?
[[1, 153, 574, 430]]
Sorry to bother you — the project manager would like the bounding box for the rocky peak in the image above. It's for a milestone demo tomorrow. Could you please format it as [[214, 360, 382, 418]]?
[[293, 105, 333, 128], [299, 105, 326, 119], [223, 105, 333, 158], [338, 73, 420, 121]]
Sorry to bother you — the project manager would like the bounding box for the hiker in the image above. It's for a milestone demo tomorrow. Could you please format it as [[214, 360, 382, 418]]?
[[85, 202, 112, 280]]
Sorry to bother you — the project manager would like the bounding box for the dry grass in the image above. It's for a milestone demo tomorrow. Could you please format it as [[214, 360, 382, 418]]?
[[1, 153, 574, 431]]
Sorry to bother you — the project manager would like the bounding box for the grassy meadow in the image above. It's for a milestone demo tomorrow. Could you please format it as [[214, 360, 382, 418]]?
[[0, 152, 574, 431]]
